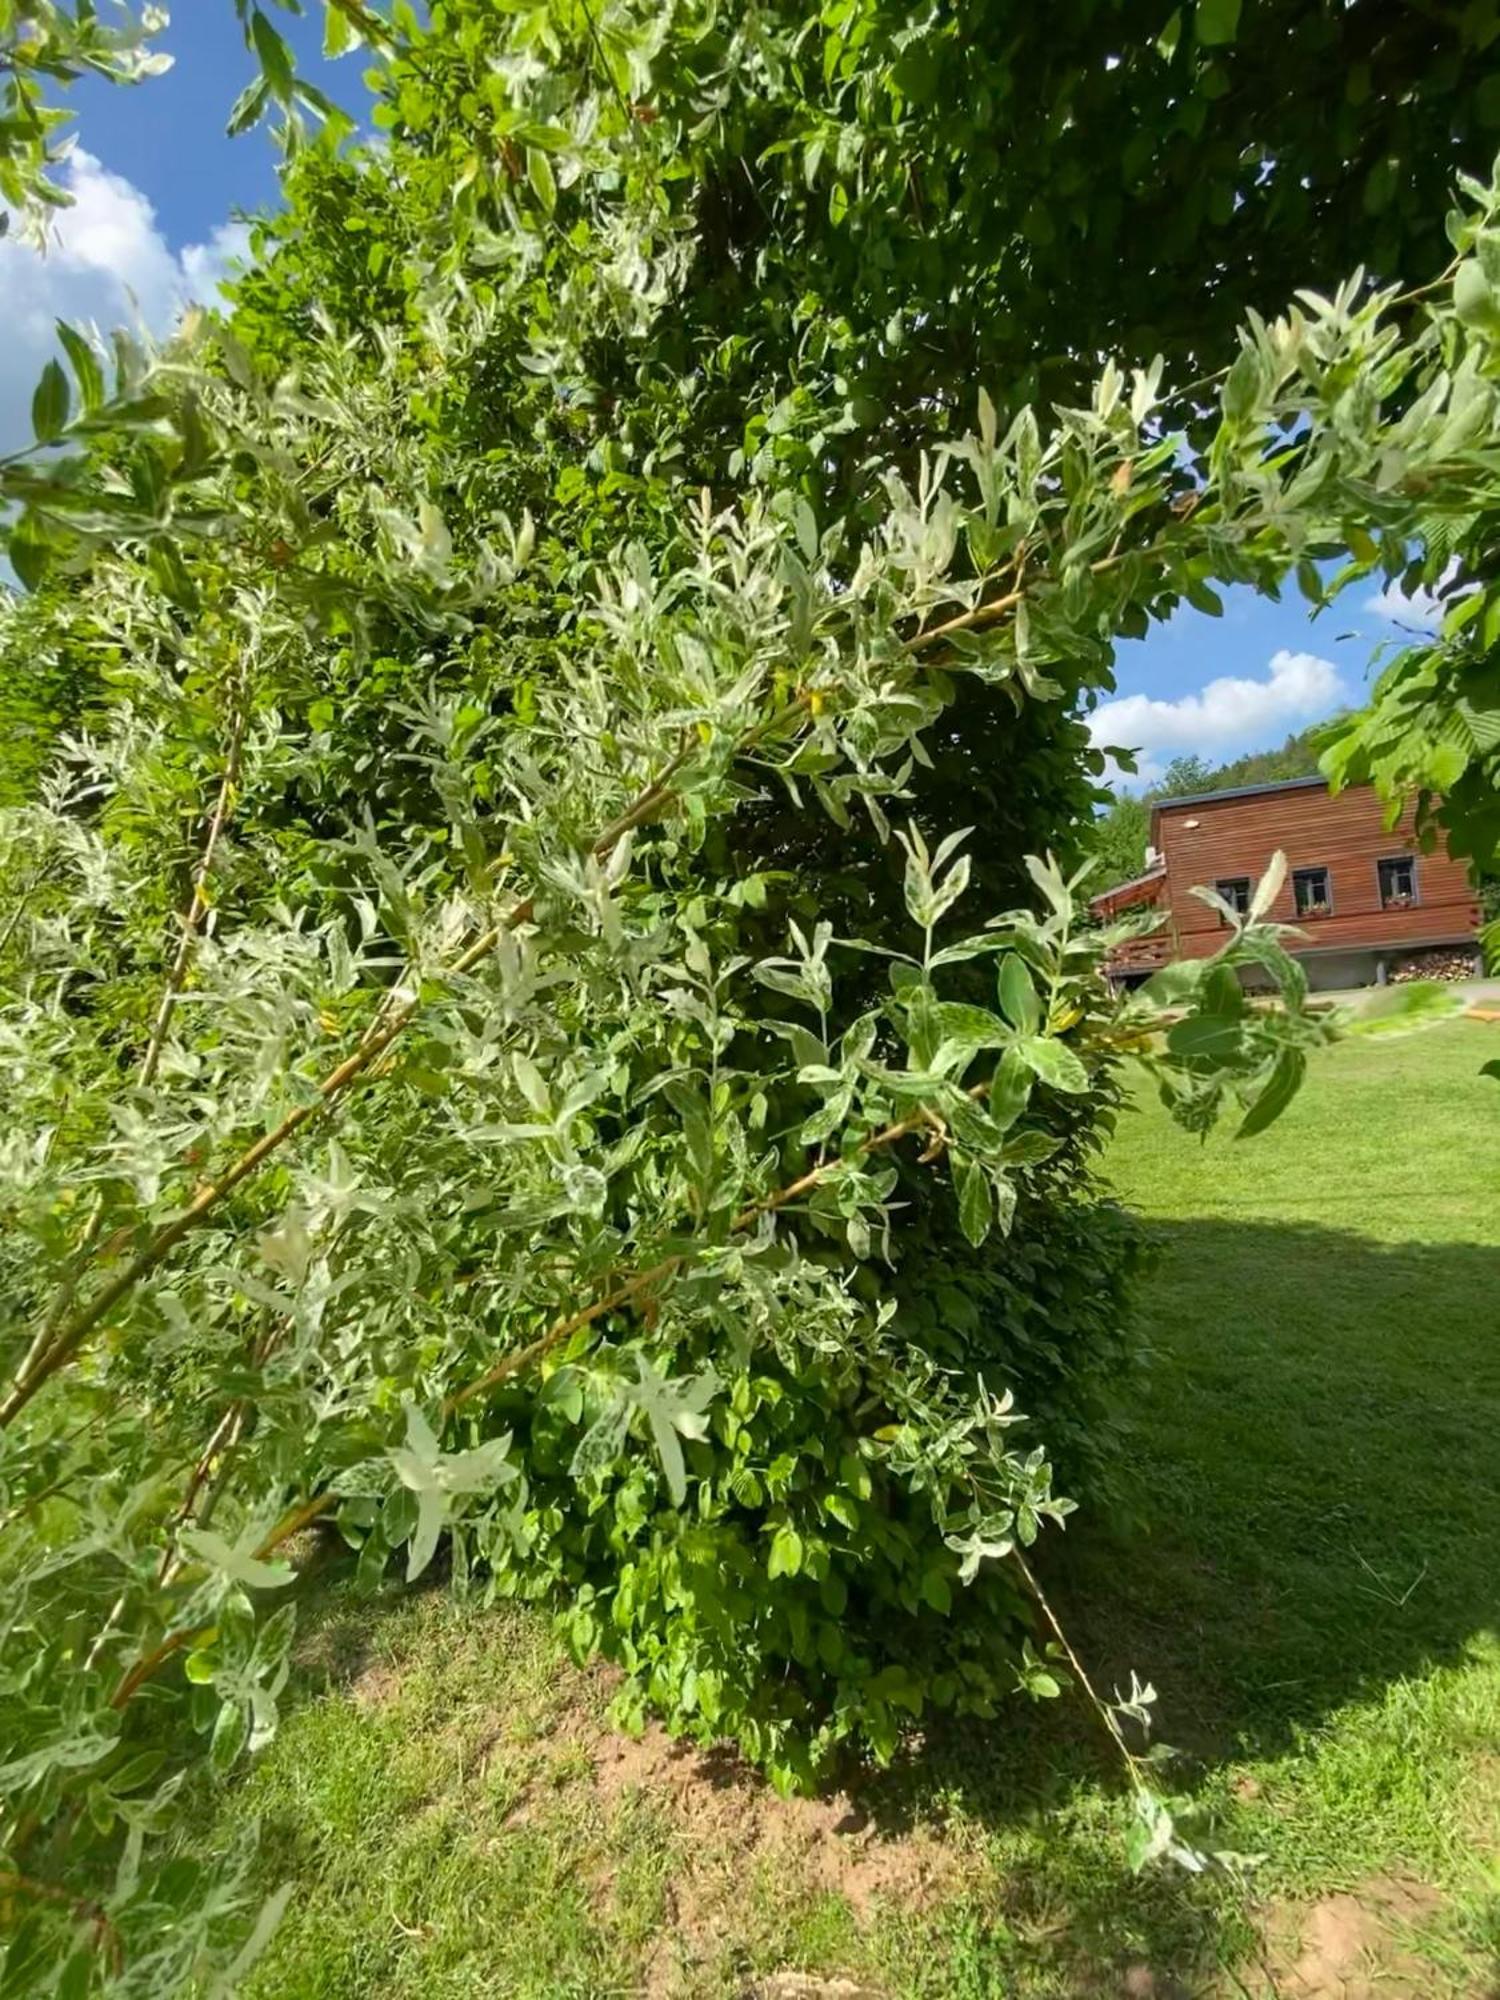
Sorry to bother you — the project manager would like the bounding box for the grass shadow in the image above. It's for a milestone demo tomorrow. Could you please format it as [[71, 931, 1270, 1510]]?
[[852, 1215, 1500, 1995], [1046, 1217, 1500, 1764]]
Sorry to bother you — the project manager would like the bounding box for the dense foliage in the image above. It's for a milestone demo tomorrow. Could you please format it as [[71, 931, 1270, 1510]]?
[[5, 4, 1500, 1988]]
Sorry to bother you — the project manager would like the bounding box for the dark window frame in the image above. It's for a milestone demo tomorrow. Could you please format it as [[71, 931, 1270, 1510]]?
[[1214, 875, 1252, 926], [1377, 854, 1419, 910], [1293, 864, 1333, 918]]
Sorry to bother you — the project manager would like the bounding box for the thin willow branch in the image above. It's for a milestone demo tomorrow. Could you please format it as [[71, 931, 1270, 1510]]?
[[106, 1491, 334, 1713], [729, 1086, 980, 1230], [0, 742, 688, 1426], [1010, 1547, 1150, 1789], [445, 1081, 988, 1416], [154, 1401, 247, 1588], [445, 1256, 684, 1413], [7, 700, 249, 1406], [138, 699, 247, 1090], [0, 857, 57, 960]]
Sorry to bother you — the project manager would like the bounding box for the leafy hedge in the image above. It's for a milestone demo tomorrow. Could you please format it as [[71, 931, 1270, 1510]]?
[[4, 5, 1500, 1987]]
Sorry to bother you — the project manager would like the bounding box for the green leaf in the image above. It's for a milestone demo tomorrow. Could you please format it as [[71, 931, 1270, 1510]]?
[[646, 1399, 686, 1505], [250, 8, 295, 100], [1235, 1047, 1306, 1138], [991, 1173, 1018, 1237], [988, 1045, 1035, 1126], [226, 73, 272, 136], [1454, 260, 1500, 335], [209, 1698, 249, 1779], [1023, 852, 1071, 918], [1250, 849, 1288, 919], [1195, 0, 1242, 46], [528, 147, 557, 216], [629, 1355, 718, 1507], [5, 512, 53, 593], [354, 1529, 390, 1595], [1166, 1013, 1245, 1060], [920, 1570, 952, 1615], [1221, 343, 1262, 423], [31, 358, 70, 443], [768, 1523, 804, 1578], [56, 1951, 94, 2000], [1428, 739, 1468, 788], [1015, 1036, 1089, 1094], [180, 1528, 295, 1591], [800, 1086, 852, 1147], [0, 1730, 118, 1792], [405, 1488, 447, 1581], [1003, 1128, 1061, 1166], [323, 3, 355, 57], [250, 1603, 298, 1677], [933, 1001, 1010, 1067], [977, 385, 997, 449], [56, 322, 103, 412], [1141, 960, 1206, 1008], [997, 955, 1040, 1032], [512, 1051, 550, 1112], [570, 1392, 631, 1483], [954, 1155, 992, 1247], [209, 1884, 295, 1998]]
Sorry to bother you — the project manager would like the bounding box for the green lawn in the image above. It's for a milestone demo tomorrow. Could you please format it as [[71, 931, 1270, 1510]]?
[[204, 1019, 1500, 1998]]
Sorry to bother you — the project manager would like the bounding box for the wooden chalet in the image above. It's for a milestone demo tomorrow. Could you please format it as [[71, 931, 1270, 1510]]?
[[1093, 776, 1481, 990]]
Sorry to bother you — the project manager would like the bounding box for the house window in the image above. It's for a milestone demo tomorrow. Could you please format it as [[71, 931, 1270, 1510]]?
[[1293, 866, 1332, 918], [1378, 856, 1418, 909], [1215, 876, 1251, 925]]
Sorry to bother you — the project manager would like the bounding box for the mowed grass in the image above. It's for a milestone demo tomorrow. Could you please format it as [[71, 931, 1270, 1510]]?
[[201, 1019, 1500, 1998]]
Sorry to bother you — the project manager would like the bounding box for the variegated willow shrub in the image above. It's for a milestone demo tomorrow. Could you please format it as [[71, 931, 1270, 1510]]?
[[6, 13, 1500, 1983]]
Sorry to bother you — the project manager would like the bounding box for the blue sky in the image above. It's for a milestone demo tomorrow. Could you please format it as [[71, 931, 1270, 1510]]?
[[2, 9, 1438, 775], [1094, 575, 1441, 787], [67, 6, 353, 243]]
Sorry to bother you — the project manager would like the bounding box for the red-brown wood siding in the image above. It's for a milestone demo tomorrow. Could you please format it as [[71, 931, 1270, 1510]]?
[[1091, 868, 1166, 919], [1150, 783, 1479, 964]]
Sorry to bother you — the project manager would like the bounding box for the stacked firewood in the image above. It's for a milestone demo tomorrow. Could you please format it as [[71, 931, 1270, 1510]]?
[[1389, 948, 1480, 982]]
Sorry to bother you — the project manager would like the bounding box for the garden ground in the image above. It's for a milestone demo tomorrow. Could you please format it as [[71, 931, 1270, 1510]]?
[[206, 1018, 1500, 1998]]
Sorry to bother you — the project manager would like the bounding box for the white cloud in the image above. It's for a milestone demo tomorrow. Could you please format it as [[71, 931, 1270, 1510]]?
[[1089, 648, 1347, 788], [179, 220, 254, 305], [0, 152, 249, 455]]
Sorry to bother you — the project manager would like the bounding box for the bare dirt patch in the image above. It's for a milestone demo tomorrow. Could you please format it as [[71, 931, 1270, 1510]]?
[[1250, 1874, 1448, 2000], [746, 1977, 887, 1999], [506, 1672, 959, 1998], [349, 1658, 402, 1708], [582, 1717, 956, 1922]]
